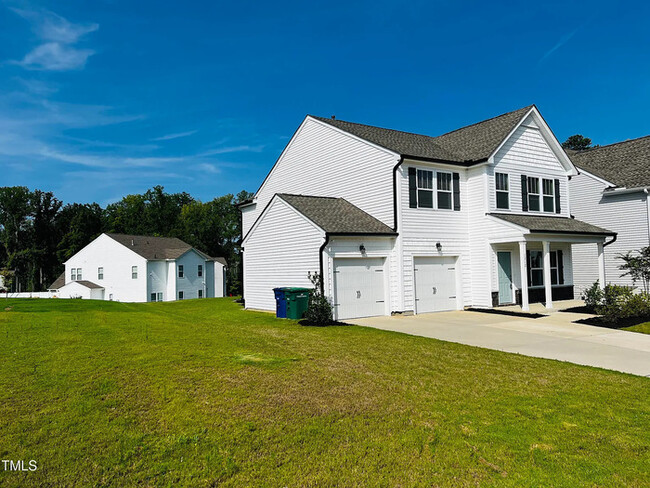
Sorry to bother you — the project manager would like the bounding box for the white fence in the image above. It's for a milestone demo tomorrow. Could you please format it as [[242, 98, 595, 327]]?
[[3, 292, 55, 299]]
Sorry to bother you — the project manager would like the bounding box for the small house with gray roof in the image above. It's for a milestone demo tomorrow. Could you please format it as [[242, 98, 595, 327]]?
[[241, 106, 614, 320], [49, 233, 226, 302], [569, 136, 650, 294]]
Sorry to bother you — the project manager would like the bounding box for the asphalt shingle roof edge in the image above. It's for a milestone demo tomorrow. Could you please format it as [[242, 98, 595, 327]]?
[[489, 213, 616, 236]]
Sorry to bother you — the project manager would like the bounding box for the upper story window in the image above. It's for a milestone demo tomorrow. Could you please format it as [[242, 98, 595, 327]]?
[[198, 264, 203, 277], [98, 267, 103, 280], [437, 172, 452, 210], [416, 169, 434, 208], [409, 168, 460, 211], [178, 265, 184, 278], [542, 179, 555, 212], [131, 266, 138, 279], [71, 268, 76, 281], [495, 173, 509, 209], [527, 177, 540, 211]]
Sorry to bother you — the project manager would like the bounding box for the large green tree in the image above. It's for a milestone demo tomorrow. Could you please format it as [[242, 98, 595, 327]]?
[[562, 134, 593, 151]]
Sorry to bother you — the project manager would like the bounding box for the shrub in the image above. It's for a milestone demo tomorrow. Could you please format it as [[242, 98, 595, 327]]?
[[583, 281, 603, 312], [304, 272, 333, 326]]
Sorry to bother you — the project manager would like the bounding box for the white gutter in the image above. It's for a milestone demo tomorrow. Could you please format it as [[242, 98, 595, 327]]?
[[603, 186, 650, 196]]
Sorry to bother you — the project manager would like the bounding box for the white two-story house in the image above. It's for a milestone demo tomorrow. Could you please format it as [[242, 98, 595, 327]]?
[[48, 233, 227, 302], [241, 106, 614, 320], [568, 136, 650, 295]]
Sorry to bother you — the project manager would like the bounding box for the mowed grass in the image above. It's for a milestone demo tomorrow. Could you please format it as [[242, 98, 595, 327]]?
[[1, 299, 649, 487], [625, 322, 650, 335]]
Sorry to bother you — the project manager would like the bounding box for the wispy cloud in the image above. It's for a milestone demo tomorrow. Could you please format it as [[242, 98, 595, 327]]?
[[538, 27, 581, 65], [197, 163, 221, 174], [198, 145, 265, 156], [10, 7, 98, 71], [151, 130, 198, 141]]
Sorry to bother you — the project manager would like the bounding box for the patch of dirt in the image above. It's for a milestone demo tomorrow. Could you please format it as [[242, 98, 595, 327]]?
[[574, 315, 650, 329]]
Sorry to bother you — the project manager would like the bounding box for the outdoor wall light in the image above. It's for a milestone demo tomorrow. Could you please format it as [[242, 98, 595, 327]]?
[[436, 242, 442, 252], [359, 244, 366, 254]]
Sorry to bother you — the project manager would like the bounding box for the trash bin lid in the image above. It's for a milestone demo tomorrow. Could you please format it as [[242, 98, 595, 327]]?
[[283, 287, 312, 292]]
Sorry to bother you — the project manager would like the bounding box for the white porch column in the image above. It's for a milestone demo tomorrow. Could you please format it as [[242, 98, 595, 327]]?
[[542, 240, 553, 309], [597, 242, 606, 290], [519, 241, 529, 312]]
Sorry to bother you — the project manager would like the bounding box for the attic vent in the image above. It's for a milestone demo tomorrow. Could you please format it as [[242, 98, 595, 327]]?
[[131, 239, 134, 246]]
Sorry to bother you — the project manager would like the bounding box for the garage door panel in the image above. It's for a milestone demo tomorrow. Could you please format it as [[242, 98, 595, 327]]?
[[334, 258, 386, 320], [414, 256, 457, 314]]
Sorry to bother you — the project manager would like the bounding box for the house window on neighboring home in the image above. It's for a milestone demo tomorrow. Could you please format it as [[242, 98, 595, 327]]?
[[132, 266, 138, 279], [178, 265, 184, 278], [71, 268, 76, 281], [527, 177, 540, 211], [198, 265, 203, 277], [416, 169, 434, 208], [157, 292, 163, 301], [437, 171, 453, 210], [151, 292, 156, 302], [98, 267, 103, 280], [178, 291, 184, 300], [495, 173, 509, 209], [76, 268, 82, 280], [198, 289, 203, 299], [542, 179, 555, 212]]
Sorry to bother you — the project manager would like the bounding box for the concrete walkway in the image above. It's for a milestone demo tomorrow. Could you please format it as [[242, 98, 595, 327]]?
[[351, 307, 650, 377]]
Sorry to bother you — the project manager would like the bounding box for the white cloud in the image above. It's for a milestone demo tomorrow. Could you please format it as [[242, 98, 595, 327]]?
[[197, 163, 221, 174], [151, 130, 198, 141], [10, 8, 98, 71], [198, 145, 265, 156]]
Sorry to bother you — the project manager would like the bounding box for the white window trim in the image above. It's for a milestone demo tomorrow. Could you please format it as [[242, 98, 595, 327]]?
[[495, 172, 510, 210], [76, 268, 82, 280], [527, 177, 541, 212], [529, 250, 560, 288], [414, 167, 454, 211], [198, 264, 203, 277], [436, 171, 453, 211], [98, 267, 104, 280], [178, 265, 184, 278], [132, 266, 138, 279], [542, 178, 556, 213]]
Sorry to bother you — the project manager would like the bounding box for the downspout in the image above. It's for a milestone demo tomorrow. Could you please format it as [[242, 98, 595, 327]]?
[[318, 234, 330, 295], [646, 188, 650, 244], [392, 156, 405, 232], [603, 234, 617, 248]]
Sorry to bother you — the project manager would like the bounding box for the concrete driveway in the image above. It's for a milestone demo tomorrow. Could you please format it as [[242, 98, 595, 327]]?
[[351, 309, 650, 377]]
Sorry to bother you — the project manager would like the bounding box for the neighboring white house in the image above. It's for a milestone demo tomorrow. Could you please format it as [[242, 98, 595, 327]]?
[[48, 233, 227, 302], [568, 137, 650, 295], [241, 105, 615, 320]]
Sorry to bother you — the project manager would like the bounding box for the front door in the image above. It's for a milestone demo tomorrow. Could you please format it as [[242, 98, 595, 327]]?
[[497, 251, 513, 304]]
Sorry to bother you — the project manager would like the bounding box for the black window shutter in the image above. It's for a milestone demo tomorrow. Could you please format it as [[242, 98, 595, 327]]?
[[557, 250, 564, 284], [452, 172, 461, 211], [526, 250, 531, 284], [554, 179, 561, 214], [408, 167, 417, 208], [521, 175, 528, 212]]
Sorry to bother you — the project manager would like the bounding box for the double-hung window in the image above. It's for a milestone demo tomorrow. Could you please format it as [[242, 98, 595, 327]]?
[[198, 289, 203, 299], [437, 172, 452, 210], [131, 266, 138, 279], [98, 267, 104, 280], [76, 268, 82, 280], [529, 250, 561, 286], [527, 177, 540, 211], [178, 265, 184, 278], [71, 268, 76, 281], [495, 173, 509, 209], [542, 179, 555, 212], [198, 265, 203, 277], [416, 169, 434, 208], [150, 292, 156, 302]]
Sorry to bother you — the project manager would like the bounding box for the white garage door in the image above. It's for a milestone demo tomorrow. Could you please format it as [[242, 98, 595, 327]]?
[[414, 256, 458, 313], [333, 258, 386, 320]]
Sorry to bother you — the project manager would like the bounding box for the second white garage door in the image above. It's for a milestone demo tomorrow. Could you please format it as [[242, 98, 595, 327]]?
[[414, 256, 458, 313], [333, 258, 386, 320]]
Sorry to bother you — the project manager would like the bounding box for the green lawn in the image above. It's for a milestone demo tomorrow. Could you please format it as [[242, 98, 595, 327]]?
[[625, 322, 650, 335], [1, 298, 649, 487]]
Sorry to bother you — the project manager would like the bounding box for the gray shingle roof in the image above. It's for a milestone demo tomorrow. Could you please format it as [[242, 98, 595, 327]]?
[[48, 272, 65, 290], [72, 280, 104, 289], [489, 213, 615, 235], [568, 135, 650, 188], [106, 233, 226, 262], [277, 194, 396, 235], [312, 105, 533, 164]]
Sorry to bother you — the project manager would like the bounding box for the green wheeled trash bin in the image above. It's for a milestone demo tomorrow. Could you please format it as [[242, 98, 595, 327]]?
[[283, 287, 312, 320]]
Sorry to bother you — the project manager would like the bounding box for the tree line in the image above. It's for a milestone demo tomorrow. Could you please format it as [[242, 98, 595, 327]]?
[[0, 185, 252, 294]]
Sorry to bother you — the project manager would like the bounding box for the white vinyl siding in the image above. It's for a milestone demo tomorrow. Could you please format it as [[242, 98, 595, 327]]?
[[570, 171, 649, 295], [242, 117, 398, 237], [243, 197, 324, 312]]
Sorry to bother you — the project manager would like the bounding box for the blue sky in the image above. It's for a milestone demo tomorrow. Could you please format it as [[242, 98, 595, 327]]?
[[1, 0, 649, 205]]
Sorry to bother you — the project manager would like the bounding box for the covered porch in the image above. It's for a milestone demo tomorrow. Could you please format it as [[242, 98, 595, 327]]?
[[487, 213, 615, 311]]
